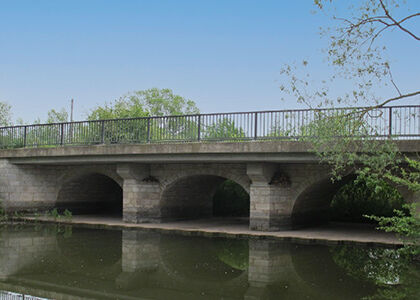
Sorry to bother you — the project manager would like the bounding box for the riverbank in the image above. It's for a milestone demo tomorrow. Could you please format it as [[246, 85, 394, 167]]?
[[15, 215, 402, 247]]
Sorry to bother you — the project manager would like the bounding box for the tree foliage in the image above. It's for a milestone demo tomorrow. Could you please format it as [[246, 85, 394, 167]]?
[[331, 178, 404, 222], [365, 157, 420, 252], [213, 180, 249, 217], [278, 0, 419, 186], [46, 108, 69, 123], [385, 156, 420, 193], [0, 102, 12, 127], [86, 88, 200, 143], [88, 88, 199, 120], [203, 119, 246, 140], [281, 0, 419, 108]]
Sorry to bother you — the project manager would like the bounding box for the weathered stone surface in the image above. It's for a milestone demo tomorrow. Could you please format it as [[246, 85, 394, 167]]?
[[0, 139, 418, 231], [121, 231, 160, 273], [0, 228, 57, 279], [117, 165, 162, 223], [2, 140, 418, 165]]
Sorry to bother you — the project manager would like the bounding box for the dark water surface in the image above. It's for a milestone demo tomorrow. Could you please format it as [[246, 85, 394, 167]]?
[[0, 224, 419, 300]]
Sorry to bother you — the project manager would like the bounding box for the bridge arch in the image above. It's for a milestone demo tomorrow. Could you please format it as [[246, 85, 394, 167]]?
[[290, 173, 355, 227], [159, 165, 250, 194], [289, 171, 409, 227], [160, 173, 250, 221], [57, 168, 123, 217], [58, 166, 123, 189]]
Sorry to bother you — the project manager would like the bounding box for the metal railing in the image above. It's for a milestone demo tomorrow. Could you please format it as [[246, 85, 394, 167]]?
[[0, 105, 419, 149], [0, 290, 50, 300]]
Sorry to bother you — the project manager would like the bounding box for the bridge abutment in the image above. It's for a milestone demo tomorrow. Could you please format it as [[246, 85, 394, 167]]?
[[0, 160, 63, 213]]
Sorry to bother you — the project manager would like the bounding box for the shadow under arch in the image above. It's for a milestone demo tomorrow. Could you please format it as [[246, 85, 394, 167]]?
[[56, 227, 122, 277], [58, 166, 123, 189], [291, 173, 356, 228], [57, 172, 123, 217], [160, 174, 250, 221]]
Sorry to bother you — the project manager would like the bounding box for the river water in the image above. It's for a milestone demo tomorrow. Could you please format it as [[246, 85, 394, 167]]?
[[0, 224, 418, 300]]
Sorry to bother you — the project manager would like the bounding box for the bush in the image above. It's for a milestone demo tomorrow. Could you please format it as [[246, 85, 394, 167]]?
[[213, 180, 249, 217], [330, 178, 404, 223]]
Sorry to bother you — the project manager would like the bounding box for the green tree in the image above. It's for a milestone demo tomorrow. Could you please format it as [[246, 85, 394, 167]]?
[[0, 101, 12, 126], [212, 180, 249, 217], [88, 88, 199, 120], [18, 108, 70, 147], [331, 178, 404, 223], [279, 0, 419, 247], [281, 0, 419, 109], [46, 108, 69, 123], [88, 88, 200, 142], [203, 118, 245, 140], [279, 0, 419, 181], [0, 102, 19, 149], [365, 157, 420, 254]]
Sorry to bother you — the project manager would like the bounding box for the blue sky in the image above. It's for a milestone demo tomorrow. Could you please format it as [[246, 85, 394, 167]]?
[[0, 0, 418, 123]]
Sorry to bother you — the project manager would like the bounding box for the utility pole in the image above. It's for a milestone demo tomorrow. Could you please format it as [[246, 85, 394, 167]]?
[[70, 98, 74, 122]]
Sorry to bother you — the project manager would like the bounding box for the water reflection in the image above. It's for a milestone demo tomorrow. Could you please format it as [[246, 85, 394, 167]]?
[[0, 224, 418, 300], [330, 245, 420, 300]]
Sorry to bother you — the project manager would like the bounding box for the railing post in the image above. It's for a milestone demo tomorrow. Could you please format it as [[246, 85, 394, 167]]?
[[197, 115, 201, 141], [101, 121, 105, 144], [254, 112, 258, 140], [60, 123, 64, 145], [69, 122, 73, 144], [146, 117, 151, 143], [23, 126, 27, 147], [388, 107, 392, 138]]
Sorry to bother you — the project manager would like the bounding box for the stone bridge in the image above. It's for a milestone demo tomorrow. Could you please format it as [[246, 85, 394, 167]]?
[[0, 140, 419, 231]]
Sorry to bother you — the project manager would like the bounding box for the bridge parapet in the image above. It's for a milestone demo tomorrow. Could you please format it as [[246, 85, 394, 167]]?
[[0, 105, 418, 149]]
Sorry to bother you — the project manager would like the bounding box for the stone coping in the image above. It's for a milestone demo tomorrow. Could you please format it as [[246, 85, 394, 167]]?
[[2, 140, 418, 164], [1, 140, 418, 158]]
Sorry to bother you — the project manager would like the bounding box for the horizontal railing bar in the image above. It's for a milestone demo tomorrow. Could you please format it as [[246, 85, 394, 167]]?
[[1, 105, 418, 130]]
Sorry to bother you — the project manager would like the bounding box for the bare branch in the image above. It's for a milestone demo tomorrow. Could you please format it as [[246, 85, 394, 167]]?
[[319, 90, 420, 121], [378, 0, 420, 41], [387, 68, 402, 97], [375, 90, 420, 107], [399, 12, 420, 24]]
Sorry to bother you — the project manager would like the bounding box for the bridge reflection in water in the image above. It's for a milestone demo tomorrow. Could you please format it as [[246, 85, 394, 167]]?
[[0, 224, 418, 300]]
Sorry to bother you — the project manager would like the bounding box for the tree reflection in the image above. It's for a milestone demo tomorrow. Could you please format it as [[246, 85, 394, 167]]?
[[216, 239, 249, 271], [331, 245, 420, 300]]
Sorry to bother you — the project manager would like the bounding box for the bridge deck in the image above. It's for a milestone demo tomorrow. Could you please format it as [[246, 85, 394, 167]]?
[[1, 140, 419, 164]]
